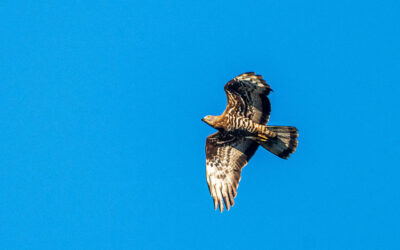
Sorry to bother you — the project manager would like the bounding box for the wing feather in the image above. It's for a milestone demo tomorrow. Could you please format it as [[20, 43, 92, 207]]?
[[205, 132, 259, 212], [224, 72, 272, 125]]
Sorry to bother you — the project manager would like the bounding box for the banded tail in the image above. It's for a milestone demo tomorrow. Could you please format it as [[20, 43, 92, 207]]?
[[258, 126, 298, 159]]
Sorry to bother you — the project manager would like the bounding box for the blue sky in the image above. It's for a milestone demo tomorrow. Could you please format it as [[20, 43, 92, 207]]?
[[1, 0, 400, 249]]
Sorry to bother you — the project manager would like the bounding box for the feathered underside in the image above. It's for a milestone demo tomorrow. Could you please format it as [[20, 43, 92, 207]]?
[[205, 72, 273, 212], [204, 72, 297, 212]]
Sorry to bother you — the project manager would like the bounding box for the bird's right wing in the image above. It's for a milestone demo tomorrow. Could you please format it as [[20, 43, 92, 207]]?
[[205, 132, 259, 212]]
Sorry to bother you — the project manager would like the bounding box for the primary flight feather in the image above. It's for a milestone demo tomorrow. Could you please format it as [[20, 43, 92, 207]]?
[[202, 72, 298, 212]]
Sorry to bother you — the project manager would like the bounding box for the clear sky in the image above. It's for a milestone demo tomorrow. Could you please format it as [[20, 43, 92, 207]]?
[[1, 0, 400, 249]]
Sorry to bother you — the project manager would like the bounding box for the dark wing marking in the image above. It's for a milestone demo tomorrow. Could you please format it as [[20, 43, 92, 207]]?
[[224, 72, 271, 125], [205, 132, 259, 212]]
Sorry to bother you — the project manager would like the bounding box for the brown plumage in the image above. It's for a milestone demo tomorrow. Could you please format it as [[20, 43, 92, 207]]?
[[202, 72, 298, 212]]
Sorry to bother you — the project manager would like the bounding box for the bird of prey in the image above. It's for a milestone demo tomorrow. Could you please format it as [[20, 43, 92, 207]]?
[[202, 72, 298, 212]]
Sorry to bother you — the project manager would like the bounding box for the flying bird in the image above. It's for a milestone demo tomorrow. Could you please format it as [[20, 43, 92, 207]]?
[[202, 72, 298, 212]]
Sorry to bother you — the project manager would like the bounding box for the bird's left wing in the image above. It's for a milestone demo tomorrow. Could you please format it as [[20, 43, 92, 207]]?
[[205, 132, 259, 212], [224, 72, 272, 125]]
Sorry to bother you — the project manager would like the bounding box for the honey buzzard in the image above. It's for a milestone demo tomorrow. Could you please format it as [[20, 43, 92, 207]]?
[[202, 72, 298, 212]]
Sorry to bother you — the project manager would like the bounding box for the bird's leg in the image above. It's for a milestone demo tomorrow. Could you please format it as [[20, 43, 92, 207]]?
[[255, 123, 276, 138], [237, 117, 276, 139]]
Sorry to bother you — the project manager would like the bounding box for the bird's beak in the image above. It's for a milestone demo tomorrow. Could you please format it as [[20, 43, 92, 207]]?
[[201, 118, 205, 122]]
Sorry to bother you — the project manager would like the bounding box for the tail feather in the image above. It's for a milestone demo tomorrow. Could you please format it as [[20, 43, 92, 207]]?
[[258, 126, 298, 159]]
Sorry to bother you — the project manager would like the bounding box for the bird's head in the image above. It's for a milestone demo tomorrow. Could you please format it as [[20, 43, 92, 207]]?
[[202, 115, 218, 127]]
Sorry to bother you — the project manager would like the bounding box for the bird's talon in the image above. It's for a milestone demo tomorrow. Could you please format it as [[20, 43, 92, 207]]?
[[258, 134, 268, 141]]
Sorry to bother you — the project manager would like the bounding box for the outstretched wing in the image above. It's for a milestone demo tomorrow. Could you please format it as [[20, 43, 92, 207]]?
[[205, 132, 259, 212], [224, 72, 272, 125]]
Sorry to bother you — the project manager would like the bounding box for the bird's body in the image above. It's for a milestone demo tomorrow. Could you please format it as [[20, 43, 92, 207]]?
[[202, 72, 298, 212]]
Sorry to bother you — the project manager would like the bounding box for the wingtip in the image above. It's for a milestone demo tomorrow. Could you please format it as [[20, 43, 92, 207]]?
[[225, 202, 230, 211], [213, 198, 218, 211]]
